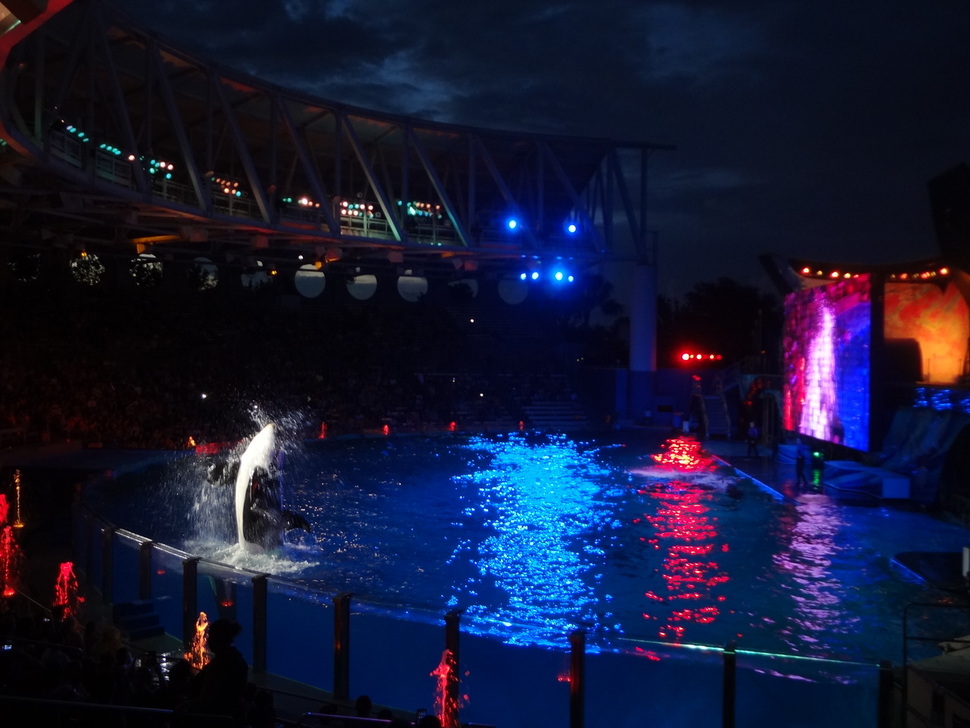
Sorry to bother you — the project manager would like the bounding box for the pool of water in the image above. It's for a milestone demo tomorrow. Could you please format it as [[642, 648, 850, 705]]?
[[87, 429, 970, 664]]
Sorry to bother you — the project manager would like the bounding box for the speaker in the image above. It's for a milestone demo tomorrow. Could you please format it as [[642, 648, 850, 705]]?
[[928, 164, 970, 272]]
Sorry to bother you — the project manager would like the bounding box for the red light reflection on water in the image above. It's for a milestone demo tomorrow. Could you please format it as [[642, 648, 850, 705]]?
[[638, 436, 730, 643], [650, 436, 718, 471]]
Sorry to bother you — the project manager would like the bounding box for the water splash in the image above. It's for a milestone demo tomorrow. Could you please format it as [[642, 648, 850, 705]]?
[[53, 561, 83, 617], [0, 525, 23, 598], [431, 648, 460, 728]]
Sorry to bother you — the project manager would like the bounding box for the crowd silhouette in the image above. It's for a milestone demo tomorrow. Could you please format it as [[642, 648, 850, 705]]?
[[0, 278, 587, 451]]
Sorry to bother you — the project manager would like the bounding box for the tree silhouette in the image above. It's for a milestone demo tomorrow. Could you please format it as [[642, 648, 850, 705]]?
[[657, 277, 781, 367]]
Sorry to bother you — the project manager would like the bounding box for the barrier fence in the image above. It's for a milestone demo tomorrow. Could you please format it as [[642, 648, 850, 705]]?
[[74, 502, 891, 728]]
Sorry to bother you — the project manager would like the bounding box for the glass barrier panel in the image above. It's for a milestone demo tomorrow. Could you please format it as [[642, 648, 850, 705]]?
[[265, 580, 335, 688], [151, 543, 191, 643], [586, 640, 724, 728], [74, 509, 99, 588], [347, 601, 445, 715], [455, 628, 572, 727], [112, 529, 148, 605], [71, 506, 90, 572], [734, 649, 881, 728], [196, 560, 259, 664]]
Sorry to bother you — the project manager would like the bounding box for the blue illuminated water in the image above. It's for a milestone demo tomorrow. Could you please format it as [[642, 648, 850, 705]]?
[[91, 431, 970, 664]]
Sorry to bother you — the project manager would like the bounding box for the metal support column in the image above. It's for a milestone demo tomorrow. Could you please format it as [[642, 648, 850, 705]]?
[[138, 541, 154, 601], [100, 526, 116, 610], [443, 610, 462, 728], [252, 575, 268, 674], [877, 659, 893, 728], [722, 642, 736, 728], [569, 629, 586, 728], [182, 557, 199, 650]]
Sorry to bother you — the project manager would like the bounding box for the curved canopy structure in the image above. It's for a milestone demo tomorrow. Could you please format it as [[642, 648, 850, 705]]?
[[0, 0, 671, 279]]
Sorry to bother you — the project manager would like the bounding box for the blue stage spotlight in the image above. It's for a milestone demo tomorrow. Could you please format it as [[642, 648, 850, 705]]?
[[506, 217, 519, 231], [530, 271, 540, 281], [565, 222, 578, 235]]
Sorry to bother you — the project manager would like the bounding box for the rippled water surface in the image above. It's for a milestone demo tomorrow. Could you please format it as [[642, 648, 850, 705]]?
[[90, 431, 970, 662]]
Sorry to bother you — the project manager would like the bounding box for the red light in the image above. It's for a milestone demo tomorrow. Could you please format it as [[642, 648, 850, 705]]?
[[53, 562, 80, 617], [185, 612, 210, 670], [0, 525, 23, 599], [431, 649, 461, 727], [680, 352, 722, 364]]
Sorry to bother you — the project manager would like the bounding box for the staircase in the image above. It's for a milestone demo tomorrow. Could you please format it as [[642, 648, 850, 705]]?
[[522, 400, 589, 432], [703, 396, 731, 437], [691, 375, 733, 439]]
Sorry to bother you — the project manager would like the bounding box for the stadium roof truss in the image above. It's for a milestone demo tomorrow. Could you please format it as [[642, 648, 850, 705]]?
[[0, 0, 671, 277]]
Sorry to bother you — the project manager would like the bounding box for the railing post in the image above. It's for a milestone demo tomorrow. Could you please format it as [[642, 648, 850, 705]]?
[[877, 659, 893, 728], [333, 593, 352, 701], [100, 526, 116, 611], [252, 575, 268, 674], [84, 514, 97, 587], [443, 610, 462, 728], [723, 641, 737, 728], [138, 541, 154, 601], [182, 557, 199, 650], [569, 629, 586, 728]]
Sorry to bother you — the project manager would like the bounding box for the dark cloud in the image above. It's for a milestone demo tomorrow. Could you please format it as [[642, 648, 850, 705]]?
[[122, 0, 970, 297]]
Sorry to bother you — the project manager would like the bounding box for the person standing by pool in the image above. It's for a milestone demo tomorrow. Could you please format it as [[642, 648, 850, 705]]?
[[189, 619, 249, 725], [795, 438, 809, 486], [746, 421, 760, 457]]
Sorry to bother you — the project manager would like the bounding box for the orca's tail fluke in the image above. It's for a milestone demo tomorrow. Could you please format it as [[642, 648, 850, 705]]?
[[282, 511, 311, 533]]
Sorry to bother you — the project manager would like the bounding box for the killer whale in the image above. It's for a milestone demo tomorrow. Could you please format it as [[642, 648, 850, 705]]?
[[207, 423, 310, 552]]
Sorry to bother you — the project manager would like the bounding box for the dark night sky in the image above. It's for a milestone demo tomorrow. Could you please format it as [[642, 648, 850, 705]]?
[[121, 1, 970, 299]]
